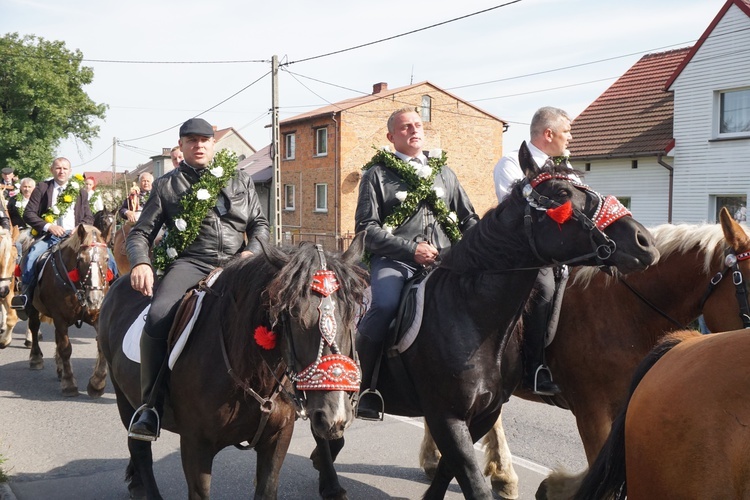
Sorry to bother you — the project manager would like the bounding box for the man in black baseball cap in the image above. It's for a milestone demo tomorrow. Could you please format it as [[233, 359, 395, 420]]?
[[178, 117, 214, 138], [1, 167, 16, 199]]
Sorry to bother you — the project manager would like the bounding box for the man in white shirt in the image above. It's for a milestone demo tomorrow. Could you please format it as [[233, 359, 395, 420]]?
[[492, 106, 573, 396]]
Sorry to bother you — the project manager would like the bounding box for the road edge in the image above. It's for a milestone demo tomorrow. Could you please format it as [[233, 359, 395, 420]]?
[[0, 482, 17, 500]]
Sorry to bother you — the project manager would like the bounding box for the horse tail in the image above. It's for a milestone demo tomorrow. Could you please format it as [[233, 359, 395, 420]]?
[[573, 330, 697, 500]]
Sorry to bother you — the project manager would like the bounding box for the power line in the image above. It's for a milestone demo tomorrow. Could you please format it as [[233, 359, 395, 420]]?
[[72, 144, 113, 167], [284, 0, 523, 66]]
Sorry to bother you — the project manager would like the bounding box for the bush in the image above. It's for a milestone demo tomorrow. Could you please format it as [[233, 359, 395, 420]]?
[[0, 453, 8, 483]]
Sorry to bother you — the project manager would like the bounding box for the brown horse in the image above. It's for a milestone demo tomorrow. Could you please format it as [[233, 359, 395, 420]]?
[[420, 207, 750, 498], [574, 327, 750, 499], [0, 226, 19, 348], [112, 221, 133, 275], [26, 224, 111, 397], [93, 208, 117, 245], [96, 237, 368, 499]]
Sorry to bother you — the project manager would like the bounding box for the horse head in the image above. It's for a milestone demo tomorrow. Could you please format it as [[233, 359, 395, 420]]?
[[517, 141, 658, 274], [262, 233, 368, 440], [0, 227, 16, 299], [93, 208, 116, 245], [67, 224, 111, 315]]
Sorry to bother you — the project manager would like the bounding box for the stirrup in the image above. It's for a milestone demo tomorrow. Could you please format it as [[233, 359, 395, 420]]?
[[10, 294, 27, 309], [356, 389, 384, 421], [532, 365, 560, 396], [128, 404, 161, 441]]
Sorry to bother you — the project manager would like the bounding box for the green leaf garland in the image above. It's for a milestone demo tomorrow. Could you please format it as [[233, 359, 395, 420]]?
[[363, 147, 461, 243], [152, 149, 238, 271]]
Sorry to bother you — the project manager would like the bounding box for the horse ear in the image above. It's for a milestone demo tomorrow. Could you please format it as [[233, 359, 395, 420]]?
[[258, 237, 288, 269], [519, 141, 541, 180], [719, 207, 749, 252], [77, 223, 87, 241], [342, 231, 365, 265]]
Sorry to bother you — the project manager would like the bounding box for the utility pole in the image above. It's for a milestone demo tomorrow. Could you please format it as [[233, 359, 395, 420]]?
[[112, 137, 117, 185], [271, 55, 282, 246]]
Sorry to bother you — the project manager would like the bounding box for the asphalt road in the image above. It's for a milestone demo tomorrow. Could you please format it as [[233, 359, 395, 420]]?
[[0, 321, 586, 499]]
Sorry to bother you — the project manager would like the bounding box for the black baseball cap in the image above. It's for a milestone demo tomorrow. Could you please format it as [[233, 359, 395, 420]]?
[[179, 118, 214, 138], [1, 168, 13, 175]]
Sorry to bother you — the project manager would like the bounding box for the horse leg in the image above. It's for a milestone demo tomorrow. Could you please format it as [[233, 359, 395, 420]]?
[[27, 311, 43, 370], [537, 470, 586, 500], [24, 327, 32, 348], [422, 415, 492, 500], [420, 419, 441, 480], [310, 435, 347, 500], [53, 320, 78, 396], [86, 335, 108, 398], [253, 421, 294, 499], [0, 308, 10, 349], [482, 412, 519, 499], [179, 434, 216, 500]]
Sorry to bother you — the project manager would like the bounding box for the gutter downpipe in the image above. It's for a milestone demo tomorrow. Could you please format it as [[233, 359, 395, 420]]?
[[657, 154, 674, 223], [332, 112, 340, 248]]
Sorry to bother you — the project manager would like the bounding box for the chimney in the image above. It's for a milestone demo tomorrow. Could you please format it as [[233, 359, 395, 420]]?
[[372, 82, 388, 94], [162, 148, 171, 155]]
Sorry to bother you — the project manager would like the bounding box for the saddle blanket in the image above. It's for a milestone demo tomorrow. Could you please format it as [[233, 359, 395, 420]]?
[[123, 270, 222, 369], [393, 270, 432, 354]]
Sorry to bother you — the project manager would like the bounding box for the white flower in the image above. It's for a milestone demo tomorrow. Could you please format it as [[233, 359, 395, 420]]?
[[395, 191, 408, 202], [166, 247, 178, 259], [196, 188, 210, 200], [428, 148, 442, 158], [417, 165, 432, 179], [448, 212, 458, 223], [380, 145, 391, 152], [70, 181, 79, 190], [51, 206, 60, 215], [174, 218, 187, 231], [383, 224, 394, 234], [210, 166, 224, 178], [433, 186, 445, 198], [563, 149, 571, 158]]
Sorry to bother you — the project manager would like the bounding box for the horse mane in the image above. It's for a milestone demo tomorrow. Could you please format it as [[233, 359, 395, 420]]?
[[572, 222, 732, 288], [441, 163, 581, 273], [217, 242, 368, 382]]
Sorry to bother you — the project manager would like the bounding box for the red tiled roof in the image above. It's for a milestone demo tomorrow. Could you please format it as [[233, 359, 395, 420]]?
[[280, 81, 506, 125], [238, 144, 272, 183], [570, 48, 691, 159], [665, 0, 750, 90], [83, 170, 128, 186]]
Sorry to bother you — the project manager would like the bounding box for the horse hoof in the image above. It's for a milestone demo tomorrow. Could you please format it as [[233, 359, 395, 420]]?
[[423, 461, 438, 480], [62, 386, 80, 397], [309, 447, 322, 471], [0, 342, 8, 350], [87, 382, 105, 399], [492, 480, 519, 500], [29, 360, 44, 370], [535, 479, 548, 500], [24, 340, 32, 348]]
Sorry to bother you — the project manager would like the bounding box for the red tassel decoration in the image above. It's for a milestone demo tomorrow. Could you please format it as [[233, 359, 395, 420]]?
[[14, 264, 20, 278], [254, 325, 276, 350], [547, 201, 573, 224], [68, 269, 80, 283], [106, 269, 114, 282]]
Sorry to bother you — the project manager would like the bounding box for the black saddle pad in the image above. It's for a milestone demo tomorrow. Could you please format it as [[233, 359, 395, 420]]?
[[385, 267, 431, 352]]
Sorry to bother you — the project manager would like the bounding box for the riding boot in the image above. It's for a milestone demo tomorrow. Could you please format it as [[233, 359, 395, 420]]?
[[128, 332, 168, 441], [355, 334, 385, 421], [523, 295, 561, 397], [11, 282, 33, 321]]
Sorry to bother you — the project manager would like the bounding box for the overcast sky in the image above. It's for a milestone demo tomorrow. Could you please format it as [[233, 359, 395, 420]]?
[[2, 0, 724, 174]]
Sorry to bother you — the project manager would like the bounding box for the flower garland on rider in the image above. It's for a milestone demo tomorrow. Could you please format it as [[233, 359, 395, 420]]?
[[31, 173, 85, 237], [363, 147, 461, 246], [14, 192, 25, 219], [88, 189, 101, 214], [152, 149, 238, 272]]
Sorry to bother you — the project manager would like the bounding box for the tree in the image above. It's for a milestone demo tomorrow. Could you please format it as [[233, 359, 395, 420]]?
[[0, 33, 107, 180]]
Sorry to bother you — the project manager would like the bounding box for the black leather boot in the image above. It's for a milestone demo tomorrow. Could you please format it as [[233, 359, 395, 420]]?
[[11, 283, 32, 321], [128, 332, 168, 441], [355, 334, 384, 421], [523, 292, 561, 397]]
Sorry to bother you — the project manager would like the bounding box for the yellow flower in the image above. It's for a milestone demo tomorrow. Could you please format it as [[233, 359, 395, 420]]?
[[31, 229, 38, 236], [73, 173, 84, 181], [44, 215, 55, 223], [63, 194, 72, 203]]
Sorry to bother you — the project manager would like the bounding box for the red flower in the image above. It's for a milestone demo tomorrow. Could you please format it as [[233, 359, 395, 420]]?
[[254, 325, 276, 350], [547, 201, 573, 225], [68, 269, 80, 283]]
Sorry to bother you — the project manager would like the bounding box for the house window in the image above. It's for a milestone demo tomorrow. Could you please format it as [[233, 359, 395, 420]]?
[[284, 133, 295, 160], [718, 88, 750, 137], [421, 95, 432, 122], [315, 183, 328, 212], [631, 160, 638, 169], [584, 162, 591, 172], [616, 197, 631, 210], [715, 195, 747, 223], [284, 184, 295, 211], [315, 128, 328, 157]]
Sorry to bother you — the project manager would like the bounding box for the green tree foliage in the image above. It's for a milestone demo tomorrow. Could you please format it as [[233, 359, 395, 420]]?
[[0, 33, 107, 179]]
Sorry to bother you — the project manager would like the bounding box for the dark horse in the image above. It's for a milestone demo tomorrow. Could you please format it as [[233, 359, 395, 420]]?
[[97, 236, 368, 499], [27, 224, 111, 397], [93, 208, 117, 245], [320, 142, 660, 499]]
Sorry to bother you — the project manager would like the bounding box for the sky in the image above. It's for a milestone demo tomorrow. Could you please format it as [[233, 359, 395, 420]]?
[[1, 0, 726, 175]]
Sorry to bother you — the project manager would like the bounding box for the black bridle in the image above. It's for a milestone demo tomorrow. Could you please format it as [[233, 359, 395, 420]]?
[[521, 173, 631, 269]]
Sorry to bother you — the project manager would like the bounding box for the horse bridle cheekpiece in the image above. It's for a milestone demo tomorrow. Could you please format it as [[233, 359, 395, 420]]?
[[522, 173, 632, 267], [700, 248, 750, 329], [289, 245, 361, 392], [67, 239, 110, 304]]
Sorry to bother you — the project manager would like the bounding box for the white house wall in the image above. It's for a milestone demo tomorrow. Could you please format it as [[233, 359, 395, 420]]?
[[579, 158, 670, 227], [670, 3, 750, 223]]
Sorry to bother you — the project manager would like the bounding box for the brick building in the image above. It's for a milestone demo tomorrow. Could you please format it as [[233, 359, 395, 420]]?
[[279, 81, 506, 250]]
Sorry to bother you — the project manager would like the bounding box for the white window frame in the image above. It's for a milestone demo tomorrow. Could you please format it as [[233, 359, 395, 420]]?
[[715, 87, 750, 139], [315, 128, 328, 157], [284, 133, 295, 160], [284, 184, 295, 211], [314, 183, 328, 212], [421, 95, 432, 122]]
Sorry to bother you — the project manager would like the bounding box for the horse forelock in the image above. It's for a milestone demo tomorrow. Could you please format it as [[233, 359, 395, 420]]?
[[572, 222, 729, 288]]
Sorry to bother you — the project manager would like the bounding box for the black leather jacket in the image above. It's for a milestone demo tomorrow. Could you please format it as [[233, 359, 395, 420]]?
[[127, 162, 270, 269], [355, 162, 478, 265]]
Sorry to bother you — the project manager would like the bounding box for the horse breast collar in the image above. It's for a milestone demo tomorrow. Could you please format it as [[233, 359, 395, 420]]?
[[289, 244, 361, 392]]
